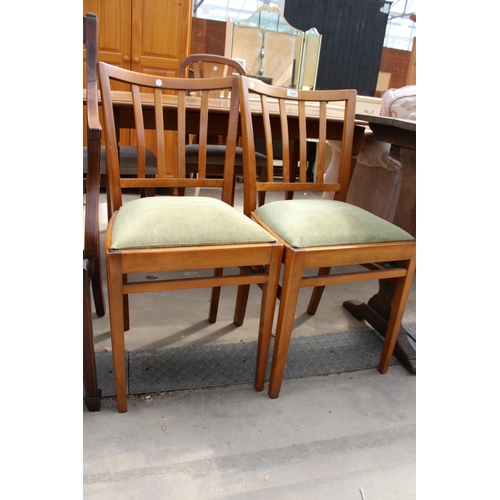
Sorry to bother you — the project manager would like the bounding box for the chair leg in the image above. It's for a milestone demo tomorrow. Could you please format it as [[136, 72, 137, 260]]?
[[233, 283, 250, 326], [268, 249, 305, 399], [208, 269, 223, 323], [306, 267, 331, 315], [122, 274, 130, 331], [254, 244, 283, 392], [83, 260, 101, 412], [91, 256, 106, 317], [107, 254, 128, 413], [378, 257, 416, 374]]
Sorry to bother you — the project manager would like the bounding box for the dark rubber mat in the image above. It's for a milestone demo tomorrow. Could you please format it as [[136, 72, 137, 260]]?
[[94, 326, 415, 397]]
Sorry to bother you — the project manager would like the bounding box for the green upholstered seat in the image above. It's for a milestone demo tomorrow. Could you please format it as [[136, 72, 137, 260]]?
[[254, 199, 414, 248], [111, 196, 276, 250]]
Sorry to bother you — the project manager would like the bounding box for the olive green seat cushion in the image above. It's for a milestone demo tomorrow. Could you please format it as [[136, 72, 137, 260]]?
[[111, 196, 276, 250], [254, 199, 414, 248]]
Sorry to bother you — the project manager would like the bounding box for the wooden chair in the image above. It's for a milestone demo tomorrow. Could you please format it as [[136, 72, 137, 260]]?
[[237, 76, 416, 398], [179, 54, 267, 206], [98, 63, 284, 412], [83, 34, 158, 217], [83, 12, 102, 411]]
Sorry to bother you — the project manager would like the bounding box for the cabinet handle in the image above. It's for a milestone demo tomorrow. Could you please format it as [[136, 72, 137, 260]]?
[[133, 57, 140, 63], [123, 56, 129, 62]]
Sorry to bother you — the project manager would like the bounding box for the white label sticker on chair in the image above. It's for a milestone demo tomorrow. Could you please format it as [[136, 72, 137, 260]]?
[[156, 79, 162, 86], [213, 65, 218, 71], [287, 89, 298, 98]]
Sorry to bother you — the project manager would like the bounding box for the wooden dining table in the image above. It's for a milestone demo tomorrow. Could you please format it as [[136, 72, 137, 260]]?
[[344, 113, 417, 374]]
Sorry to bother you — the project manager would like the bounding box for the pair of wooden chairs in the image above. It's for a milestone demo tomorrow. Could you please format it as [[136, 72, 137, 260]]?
[[85, 12, 415, 413], [96, 60, 415, 413]]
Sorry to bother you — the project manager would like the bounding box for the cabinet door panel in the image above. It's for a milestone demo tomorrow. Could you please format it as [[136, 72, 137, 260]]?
[[131, 0, 192, 77], [83, 0, 131, 69], [83, 0, 133, 145]]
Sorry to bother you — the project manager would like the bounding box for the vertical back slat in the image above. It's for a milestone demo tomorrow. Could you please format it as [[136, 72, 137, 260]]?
[[131, 84, 146, 178], [154, 87, 166, 178], [315, 101, 328, 183], [197, 90, 210, 178], [259, 95, 274, 183], [177, 89, 186, 178], [298, 101, 307, 183], [278, 98, 290, 182]]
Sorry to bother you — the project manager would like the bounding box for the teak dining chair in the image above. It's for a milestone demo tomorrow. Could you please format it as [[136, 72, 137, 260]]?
[[179, 54, 267, 206], [237, 76, 416, 398], [83, 12, 102, 411], [98, 63, 283, 412]]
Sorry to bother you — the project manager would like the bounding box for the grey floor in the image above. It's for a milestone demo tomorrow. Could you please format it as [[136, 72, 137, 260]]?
[[83, 184, 416, 499]]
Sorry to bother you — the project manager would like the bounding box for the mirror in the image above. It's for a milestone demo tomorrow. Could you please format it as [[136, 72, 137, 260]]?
[[225, 6, 322, 89]]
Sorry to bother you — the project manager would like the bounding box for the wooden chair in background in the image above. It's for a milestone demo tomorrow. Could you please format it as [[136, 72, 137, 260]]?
[[178, 54, 267, 205], [98, 63, 283, 412], [83, 29, 158, 217], [83, 12, 102, 411], [179, 53, 247, 81], [237, 76, 416, 398]]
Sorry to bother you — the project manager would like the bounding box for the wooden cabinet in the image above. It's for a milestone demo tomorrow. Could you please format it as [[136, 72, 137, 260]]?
[[84, 0, 192, 78], [83, 0, 193, 171]]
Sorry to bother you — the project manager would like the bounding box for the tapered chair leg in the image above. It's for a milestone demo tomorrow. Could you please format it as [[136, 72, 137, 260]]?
[[122, 274, 130, 332], [268, 250, 305, 399], [83, 260, 101, 411], [378, 258, 416, 374], [107, 254, 128, 413], [91, 256, 106, 317], [233, 282, 251, 326], [254, 245, 283, 391], [208, 268, 224, 323], [306, 267, 331, 315]]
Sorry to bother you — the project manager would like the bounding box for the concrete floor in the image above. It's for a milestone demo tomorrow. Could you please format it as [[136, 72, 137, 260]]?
[[83, 185, 416, 499]]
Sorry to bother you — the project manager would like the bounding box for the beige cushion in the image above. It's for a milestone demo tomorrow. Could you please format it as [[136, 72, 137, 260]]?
[[254, 200, 414, 248], [381, 85, 416, 119], [111, 196, 276, 250]]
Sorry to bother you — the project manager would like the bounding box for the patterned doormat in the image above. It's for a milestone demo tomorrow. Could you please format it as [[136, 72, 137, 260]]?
[[93, 326, 416, 397]]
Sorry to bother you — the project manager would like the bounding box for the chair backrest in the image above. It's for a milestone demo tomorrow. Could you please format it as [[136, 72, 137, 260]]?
[[98, 62, 241, 213], [179, 54, 247, 78], [238, 76, 357, 215], [179, 54, 246, 99], [84, 12, 102, 270]]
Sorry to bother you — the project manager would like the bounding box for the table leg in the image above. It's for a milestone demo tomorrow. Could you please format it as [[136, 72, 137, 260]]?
[[343, 276, 416, 374]]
